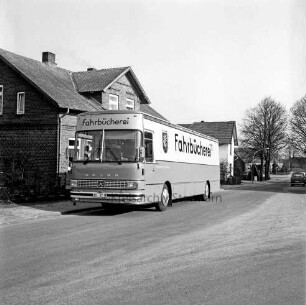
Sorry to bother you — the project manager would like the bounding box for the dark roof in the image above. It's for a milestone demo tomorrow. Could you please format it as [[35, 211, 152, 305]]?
[[72, 67, 128, 92], [0, 48, 99, 112], [0, 48, 150, 112], [180, 121, 238, 145], [72, 67, 150, 104], [140, 104, 168, 121], [0, 48, 163, 121], [179, 124, 191, 128]]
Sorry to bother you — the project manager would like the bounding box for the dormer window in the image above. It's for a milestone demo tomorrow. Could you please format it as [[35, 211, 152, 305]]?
[[0, 86, 3, 115], [126, 98, 135, 111], [17, 92, 25, 114], [109, 94, 119, 110]]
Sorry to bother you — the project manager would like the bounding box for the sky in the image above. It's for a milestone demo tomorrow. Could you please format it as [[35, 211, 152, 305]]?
[[1, 0, 305, 127]]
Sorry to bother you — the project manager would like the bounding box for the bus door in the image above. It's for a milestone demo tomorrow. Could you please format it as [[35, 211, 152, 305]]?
[[143, 130, 156, 185]]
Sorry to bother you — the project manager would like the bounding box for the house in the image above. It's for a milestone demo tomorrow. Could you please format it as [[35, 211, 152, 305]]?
[[0, 48, 166, 197], [280, 157, 306, 171], [180, 121, 238, 176], [234, 149, 246, 177]]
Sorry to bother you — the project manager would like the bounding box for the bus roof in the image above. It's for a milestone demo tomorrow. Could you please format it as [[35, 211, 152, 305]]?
[[77, 110, 219, 143]]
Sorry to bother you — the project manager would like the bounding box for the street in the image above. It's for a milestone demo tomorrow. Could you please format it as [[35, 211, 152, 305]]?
[[1, 177, 305, 305]]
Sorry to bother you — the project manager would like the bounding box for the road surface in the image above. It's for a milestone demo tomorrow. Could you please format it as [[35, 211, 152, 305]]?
[[1, 180, 305, 305]]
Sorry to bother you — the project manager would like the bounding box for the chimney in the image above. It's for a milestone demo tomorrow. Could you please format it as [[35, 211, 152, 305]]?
[[42, 51, 56, 66]]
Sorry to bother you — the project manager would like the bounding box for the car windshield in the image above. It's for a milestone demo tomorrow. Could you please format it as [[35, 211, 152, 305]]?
[[75, 130, 142, 162]]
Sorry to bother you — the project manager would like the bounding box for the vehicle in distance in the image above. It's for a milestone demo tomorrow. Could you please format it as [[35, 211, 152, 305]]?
[[290, 171, 306, 186]]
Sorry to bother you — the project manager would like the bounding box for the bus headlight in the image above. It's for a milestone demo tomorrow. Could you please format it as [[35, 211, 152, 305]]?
[[127, 181, 138, 189], [70, 180, 78, 187]]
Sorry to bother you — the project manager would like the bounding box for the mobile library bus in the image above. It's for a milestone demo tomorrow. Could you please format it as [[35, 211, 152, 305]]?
[[70, 110, 220, 211]]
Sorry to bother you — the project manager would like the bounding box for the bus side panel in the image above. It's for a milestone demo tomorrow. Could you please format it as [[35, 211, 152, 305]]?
[[143, 161, 220, 204]]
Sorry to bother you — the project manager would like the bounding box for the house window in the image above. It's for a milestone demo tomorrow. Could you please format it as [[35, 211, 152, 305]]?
[[17, 92, 25, 114], [0, 86, 3, 115], [109, 94, 119, 110], [69, 139, 76, 147], [126, 98, 135, 111], [144, 131, 154, 162], [69, 138, 80, 149]]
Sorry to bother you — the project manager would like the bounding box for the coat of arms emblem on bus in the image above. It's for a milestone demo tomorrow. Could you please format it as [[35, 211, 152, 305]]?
[[162, 131, 168, 153]]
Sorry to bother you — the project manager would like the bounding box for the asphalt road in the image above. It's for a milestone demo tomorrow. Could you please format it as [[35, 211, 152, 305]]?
[[1, 181, 305, 305]]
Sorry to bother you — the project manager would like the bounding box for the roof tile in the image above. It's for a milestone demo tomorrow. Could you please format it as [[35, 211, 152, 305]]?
[[0, 48, 99, 112], [0, 48, 162, 118], [72, 67, 129, 92], [181, 121, 238, 145], [140, 104, 168, 121]]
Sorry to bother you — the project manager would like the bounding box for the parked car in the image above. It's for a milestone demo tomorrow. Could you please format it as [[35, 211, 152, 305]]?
[[290, 172, 306, 186]]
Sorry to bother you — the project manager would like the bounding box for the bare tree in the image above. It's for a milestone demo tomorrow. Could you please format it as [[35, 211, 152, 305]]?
[[290, 95, 306, 155], [240, 97, 288, 180]]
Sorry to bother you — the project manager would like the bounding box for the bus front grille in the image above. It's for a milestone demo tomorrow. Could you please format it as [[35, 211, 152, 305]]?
[[77, 180, 128, 189]]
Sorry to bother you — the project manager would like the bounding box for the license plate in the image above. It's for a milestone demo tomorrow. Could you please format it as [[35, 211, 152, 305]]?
[[93, 193, 106, 198]]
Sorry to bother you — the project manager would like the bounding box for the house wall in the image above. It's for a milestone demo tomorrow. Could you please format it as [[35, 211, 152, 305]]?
[[219, 144, 229, 162], [56, 114, 78, 190], [229, 136, 234, 175], [59, 114, 77, 172], [234, 157, 245, 176], [219, 136, 235, 176], [101, 75, 141, 111], [0, 59, 59, 195]]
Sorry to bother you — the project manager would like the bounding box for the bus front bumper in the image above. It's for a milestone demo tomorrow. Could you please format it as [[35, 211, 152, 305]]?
[[70, 191, 146, 205]]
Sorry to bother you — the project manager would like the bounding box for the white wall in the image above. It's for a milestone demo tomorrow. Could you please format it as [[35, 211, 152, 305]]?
[[219, 136, 235, 176], [219, 144, 228, 162]]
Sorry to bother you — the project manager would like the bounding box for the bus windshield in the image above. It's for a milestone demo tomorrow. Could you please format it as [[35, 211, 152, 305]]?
[[75, 130, 142, 162]]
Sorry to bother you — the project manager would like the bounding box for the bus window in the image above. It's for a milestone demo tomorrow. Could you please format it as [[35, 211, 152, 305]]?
[[75, 130, 141, 162], [144, 131, 153, 162]]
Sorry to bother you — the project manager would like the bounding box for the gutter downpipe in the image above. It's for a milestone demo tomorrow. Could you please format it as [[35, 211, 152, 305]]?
[[57, 108, 70, 190]]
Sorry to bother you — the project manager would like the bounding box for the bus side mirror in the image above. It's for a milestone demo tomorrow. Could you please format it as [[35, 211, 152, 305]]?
[[137, 147, 145, 162]]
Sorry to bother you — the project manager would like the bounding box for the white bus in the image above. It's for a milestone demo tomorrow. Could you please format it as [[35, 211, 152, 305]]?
[[70, 110, 220, 211]]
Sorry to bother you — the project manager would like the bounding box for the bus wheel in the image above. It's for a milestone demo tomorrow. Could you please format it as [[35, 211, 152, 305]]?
[[156, 183, 171, 211], [203, 182, 210, 201]]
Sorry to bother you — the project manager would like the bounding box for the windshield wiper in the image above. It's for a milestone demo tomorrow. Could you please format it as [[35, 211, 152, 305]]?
[[105, 146, 122, 165]]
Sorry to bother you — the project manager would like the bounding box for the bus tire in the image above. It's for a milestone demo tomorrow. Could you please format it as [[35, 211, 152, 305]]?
[[156, 183, 171, 211], [203, 182, 210, 201]]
